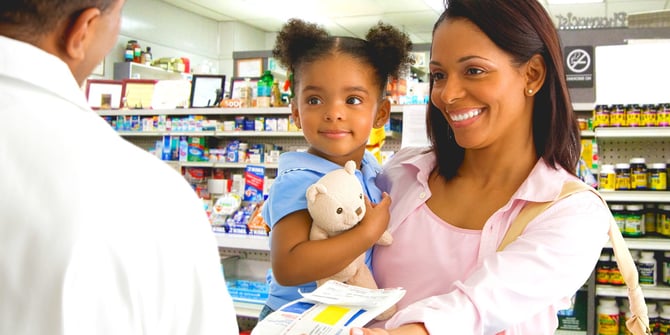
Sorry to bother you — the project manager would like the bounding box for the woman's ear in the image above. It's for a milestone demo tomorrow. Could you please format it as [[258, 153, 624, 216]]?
[[62, 7, 102, 61], [524, 54, 546, 96], [373, 97, 391, 128]]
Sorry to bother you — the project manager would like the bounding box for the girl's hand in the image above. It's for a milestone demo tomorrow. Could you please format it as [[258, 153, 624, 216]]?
[[357, 192, 391, 242]]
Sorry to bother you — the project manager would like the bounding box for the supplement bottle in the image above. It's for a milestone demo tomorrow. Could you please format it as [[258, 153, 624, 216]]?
[[624, 204, 645, 237], [598, 298, 620, 335], [594, 104, 610, 128], [659, 205, 670, 237], [659, 307, 670, 335], [649, 163, 668, 191], [630, 157, 648, 190], [615, 163, 631, 190], [611, 204, 626, 233], [626, 104, 641, 127], [647, 302, 660, 335], [658, 103, 670, 127], [599, 164, 616, 191], [125, 40, 136, 62], [256, 70, 273, 108], [646, 203, 657, 236], [638, 251, 657, 286], [610, 104, 626, 127], [596, 253, 612, 284], [642, 104, 657, 127], [663, 251, 670, 286]]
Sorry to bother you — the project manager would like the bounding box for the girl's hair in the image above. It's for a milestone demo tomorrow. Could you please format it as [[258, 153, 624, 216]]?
[[427, 0, 580, 179], [272, 18, 414, 96]]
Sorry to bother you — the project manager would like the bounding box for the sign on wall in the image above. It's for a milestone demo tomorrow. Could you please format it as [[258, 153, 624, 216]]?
[[564, 46, 594, 89]]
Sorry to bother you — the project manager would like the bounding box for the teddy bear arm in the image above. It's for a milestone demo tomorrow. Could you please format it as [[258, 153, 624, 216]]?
[[376, 230, 393, 246]]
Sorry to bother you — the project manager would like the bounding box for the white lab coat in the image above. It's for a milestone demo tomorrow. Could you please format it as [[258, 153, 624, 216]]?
[[0, 36, 239, 335]]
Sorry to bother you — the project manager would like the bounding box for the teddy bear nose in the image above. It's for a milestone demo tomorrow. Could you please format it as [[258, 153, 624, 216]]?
[[356, 207, 362, 215]]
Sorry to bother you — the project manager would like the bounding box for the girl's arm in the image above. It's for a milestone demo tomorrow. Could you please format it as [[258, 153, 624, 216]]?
[[271, 193, 391, 286]]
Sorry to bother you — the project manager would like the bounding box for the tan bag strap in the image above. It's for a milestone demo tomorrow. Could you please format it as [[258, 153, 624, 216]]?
[[498, 181, 651, 335]]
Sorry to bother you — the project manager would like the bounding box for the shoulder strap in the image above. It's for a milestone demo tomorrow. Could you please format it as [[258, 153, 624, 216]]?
[[497, 181, 651, 335], [497, 181, 587, 251]]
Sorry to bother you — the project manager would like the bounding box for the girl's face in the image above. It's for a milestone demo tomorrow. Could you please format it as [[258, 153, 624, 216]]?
[[291, 52, 389, 167], [429, 18, 533, 151]]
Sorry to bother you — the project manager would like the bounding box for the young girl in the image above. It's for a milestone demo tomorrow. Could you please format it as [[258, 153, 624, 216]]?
[[259, 18, 413, 320]]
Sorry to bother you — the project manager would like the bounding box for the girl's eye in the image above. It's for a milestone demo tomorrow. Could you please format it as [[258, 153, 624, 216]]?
[[307, 97, 322, 105], [346, 96, 362, 105], [465, 67, 485, 75]]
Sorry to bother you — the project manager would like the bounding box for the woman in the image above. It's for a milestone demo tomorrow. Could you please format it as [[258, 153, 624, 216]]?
[[351, 0, 611, 334]]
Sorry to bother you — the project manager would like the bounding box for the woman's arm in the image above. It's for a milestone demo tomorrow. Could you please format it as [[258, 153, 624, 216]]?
[[271, 193, 391, 286]]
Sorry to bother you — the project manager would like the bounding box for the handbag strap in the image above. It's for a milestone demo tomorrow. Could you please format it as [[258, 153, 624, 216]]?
[[497, 181, 651, 335]]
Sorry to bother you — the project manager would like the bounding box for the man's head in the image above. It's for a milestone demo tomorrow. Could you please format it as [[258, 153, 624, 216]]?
[[0, 0, 125, 85]]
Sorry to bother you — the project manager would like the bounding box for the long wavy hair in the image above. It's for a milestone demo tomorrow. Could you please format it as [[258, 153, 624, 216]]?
[[427, 0, 581, 179]]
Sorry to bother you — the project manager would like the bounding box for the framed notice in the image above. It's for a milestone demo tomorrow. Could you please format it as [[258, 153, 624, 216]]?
[[121, 79, 158, 109], [189, 74, 227, 108], [85, 79, 123, 109], [236, 58, 263, 77]]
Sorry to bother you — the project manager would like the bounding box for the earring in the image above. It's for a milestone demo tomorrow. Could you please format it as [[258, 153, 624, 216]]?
[[527, 89, 533, 94]]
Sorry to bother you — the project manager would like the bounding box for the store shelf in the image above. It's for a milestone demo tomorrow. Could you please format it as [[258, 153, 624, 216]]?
[[215, 232, 270, 251], [596, 284, 670, 300], [116, 130, 303, 137], [599, 190, 670, 203], [604, 237, 670, 250], [176, 161, 278, 169], [554, 330, 586, 335], [98, 107, 291, 116], [233, 301, 263, 318], [580, 130, 595, 138], [572, 102, 594, 112], [594, 127, 670, 138]]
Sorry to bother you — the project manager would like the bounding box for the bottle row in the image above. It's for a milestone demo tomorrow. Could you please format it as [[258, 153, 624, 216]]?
[[593, 103, 670, 128], [597, 250, 670, 287], [599, 158, 668, 192], [610, 202, 670, 238], [597, 297, 670, 335]]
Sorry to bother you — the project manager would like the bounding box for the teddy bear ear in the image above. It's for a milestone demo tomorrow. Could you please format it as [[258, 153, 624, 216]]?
[[344, 160, 356, 175], [306, 183, 328, 202]]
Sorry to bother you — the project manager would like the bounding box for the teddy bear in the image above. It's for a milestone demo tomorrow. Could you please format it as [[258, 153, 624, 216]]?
[[306, 160, 395, 320]]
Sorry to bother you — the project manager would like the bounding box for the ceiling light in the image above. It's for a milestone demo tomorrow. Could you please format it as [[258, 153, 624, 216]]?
[[547, 0, 604, 4]]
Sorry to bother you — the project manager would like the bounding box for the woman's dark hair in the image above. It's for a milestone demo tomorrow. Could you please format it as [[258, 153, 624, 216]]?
[[0, 0, 117, 41], [273, 18, 414, 96], [428, 0, 580, 179]]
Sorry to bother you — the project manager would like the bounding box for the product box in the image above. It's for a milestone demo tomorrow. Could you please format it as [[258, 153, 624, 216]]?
[[188, 136, 207, 162], [243, 165, 265, 203], [556, 289, 587, 332]]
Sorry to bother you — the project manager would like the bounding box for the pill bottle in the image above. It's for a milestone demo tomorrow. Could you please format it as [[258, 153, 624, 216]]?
[[610, 104, 626, 127], [658, 103, 670, 127], [649, 163, 668, 191], [615, 163, 631, 190], [599, 164, 616, 191], [648, 302, 660, 335], [659, 308, 670, 335], [663, 252, 670, 286], [645, 203, 657, 236], [629, 157, 648, 190], [638, 251, 657, 286], [596, 252, 612, 284], [626, 104, 641, 127], [642, 104, 657, 127], [598, 298, 620, 335], [624, 204, 645, 237], [659, 205, 670, 237], [593, 104, 610, 128], [610, 204, 626, 233]]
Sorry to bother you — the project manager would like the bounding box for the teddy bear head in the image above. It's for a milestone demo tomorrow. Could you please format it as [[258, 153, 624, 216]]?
[[306, 160, 365, 234]]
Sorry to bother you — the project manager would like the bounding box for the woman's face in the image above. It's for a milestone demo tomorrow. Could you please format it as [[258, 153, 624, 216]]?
[[429, 18, 533, 150]]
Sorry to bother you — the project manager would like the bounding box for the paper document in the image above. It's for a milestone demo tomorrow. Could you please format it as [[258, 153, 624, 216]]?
[[251, 280, 405, 335]]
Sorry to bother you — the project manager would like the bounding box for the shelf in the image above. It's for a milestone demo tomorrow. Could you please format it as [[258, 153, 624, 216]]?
[[572, 102, 594, 112], [594, 127, 670, 138], [599, 190, 670, 203], [215, 232, 270, 251], [233, 301, 263, 318], [97, 107, 291, 116], [554, 330, 586, 335], [175, 161, 278, 169], [580, 130, 595, 138], [117, 130, 302, 137], [604, 237, 670, 250], [113, 61, 188, 81], [596, 284, 670, 299]]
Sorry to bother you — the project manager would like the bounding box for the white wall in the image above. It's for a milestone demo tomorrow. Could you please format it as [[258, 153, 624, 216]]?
[[97, 0, 272, 91]]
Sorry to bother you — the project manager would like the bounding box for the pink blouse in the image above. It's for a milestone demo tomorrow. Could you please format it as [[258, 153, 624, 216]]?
[[371, 147, 611, 334]]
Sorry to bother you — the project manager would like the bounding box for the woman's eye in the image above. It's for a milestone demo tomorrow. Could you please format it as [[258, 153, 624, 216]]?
[[431, 72, 445, 82], [307, 97, 322, 105], [346, 96, 362, 105], [465, 67, 485, 75]]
